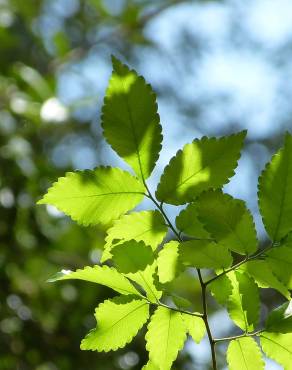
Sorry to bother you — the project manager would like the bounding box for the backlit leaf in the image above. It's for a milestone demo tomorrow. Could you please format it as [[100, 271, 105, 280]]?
[[38, 167, 144, 226], [157, 241, 181, 283], [260, 332, 292, 369], [258, 133, 292, 241], [227, 337, 264, 370], [102, 210, 167, 262], [267, 246, 292, 289], [146, 307, 187, 370], [48, 265, 141, 296], [101, 56, 162, 181], [175, 203, 210, 238], [182, 314, 206, 344], [156, 131, 246, 205], [81, 296, 149, 351]]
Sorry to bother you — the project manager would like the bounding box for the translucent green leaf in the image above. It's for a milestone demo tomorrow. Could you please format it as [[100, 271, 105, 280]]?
[[179, 240, 232, 269], [240, 260, 290, 299], [258, 133, 292, 241], [157, 241, 181, 283], [182, 314, 206, 343], [171, 294, 192, 310], [38, 167, 144, 226], [209, 275, 233, 306], [111, 240, 154, 273], [175, 203, 210, 238], [48, 265, 141, 296], [146, 307, 187, 370], [196, 190, 257, 255], [227, 271, 260, 332], [260, 332, 292, 369], [267, 246, 292, 289], [227, 337, 264, 370], [126, 262, 162, 303], [81, 296, 149, 351], [101, 56, 162, 181], [101, 210, 167, 262], [142, 361, 160, 370], [265, 301, 292, 333], [156, 131, 246, 205]]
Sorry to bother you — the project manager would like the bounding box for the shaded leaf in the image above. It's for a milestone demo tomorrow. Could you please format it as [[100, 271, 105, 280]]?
[[267, 246, 292, 289], [196, 190, 257, 255], [265, 301, 292, 333], [241, 260, 290, 299], [179, 240, 232, 269], [111, 240, 154, 273], [175, 203, 210, 238]]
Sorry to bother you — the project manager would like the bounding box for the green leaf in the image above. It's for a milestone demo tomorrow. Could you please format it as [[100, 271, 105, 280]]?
[[146, 307, 187, 370], [38, 167, 144, 226], [156, 131, 246, 205], [260, 332, 292, 369], [48, 265, 141, 296], [101, 56, 162, 181], [240, 260, 290, 299], [258, 133, 292, 241], [175, 203, 210, 238], [101, 210, 167, 262], [227, 271, 260, 332], [171, 294, 192, 310], [182, 314, 206, 344], [179, 240, 232, 269], [196, 190, 258, 255], [227, 337, 264, 370], [157, 241, 181, 283], [265, 301, 292, 333], [142, 361, 160, 370], [111, 240, 154, 273], [81, 296, 149, 351], [126, 262, 162, 303], [267, 246, 292, 289], [209, 275, 233, 306]]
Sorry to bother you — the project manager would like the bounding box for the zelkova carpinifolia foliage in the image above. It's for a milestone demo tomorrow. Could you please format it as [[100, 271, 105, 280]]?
[[38, 56, 292, 370]]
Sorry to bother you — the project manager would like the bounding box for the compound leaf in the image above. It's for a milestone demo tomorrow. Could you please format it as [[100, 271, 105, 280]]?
[[81, 296, 149, 351], [38, 167, 144, 226], [258, 133, 292, 241], [102, 210, 167, 262], [196, 190, 257, 255], [227, 337, 264, 370], [182, 314, 206, 344], [111, 240, 154, 274], [267, 246, 292, 289], [179, 240, 232, 269], [227, 271, 260, 332], [142, 361, 160, 370], [48, 265, 141, 296], [156, 131, 246, 205], [260, 332, 292, 370], [102, 56, 162, 181], [175, 203, 210, 238], [146, 307, 187, 370], [157, 241, 181, 283], [241, 260, 290, 299]]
